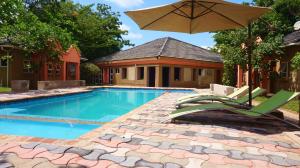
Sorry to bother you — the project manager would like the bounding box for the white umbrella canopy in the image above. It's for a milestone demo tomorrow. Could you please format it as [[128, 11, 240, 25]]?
[[125, 0, 271, 34]]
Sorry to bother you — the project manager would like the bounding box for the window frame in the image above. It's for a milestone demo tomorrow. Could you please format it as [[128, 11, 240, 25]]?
[[137, 67, 144, 80], [279, 62, 289, 79], [122, 68, 127, 79]]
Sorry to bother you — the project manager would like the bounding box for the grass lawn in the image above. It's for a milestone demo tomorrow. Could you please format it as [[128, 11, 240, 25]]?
[[255, 96, 299, 113], [0, 87, 11, 93]]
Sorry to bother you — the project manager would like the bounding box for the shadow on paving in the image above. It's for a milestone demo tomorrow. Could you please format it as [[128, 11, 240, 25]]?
[[172, 110, 299, 135]]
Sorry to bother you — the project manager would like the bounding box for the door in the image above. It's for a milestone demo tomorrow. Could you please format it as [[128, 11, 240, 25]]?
[[162, 67, 170, 87], [148, 67, 156, 87], [215, 70, 222, 84]]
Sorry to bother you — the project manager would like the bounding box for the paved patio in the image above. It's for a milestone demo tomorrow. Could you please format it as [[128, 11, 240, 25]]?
[[0, 91, 300, 168]]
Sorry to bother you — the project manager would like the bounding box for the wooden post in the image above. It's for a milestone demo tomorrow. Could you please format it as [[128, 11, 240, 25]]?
[[247, 23, 253, 107]]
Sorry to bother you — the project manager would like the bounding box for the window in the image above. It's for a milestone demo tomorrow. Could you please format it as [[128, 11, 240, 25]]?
[[0, 59, 7, 67], [122, 68, 127, 79], [109, 68, 114, 84], [48, 63, 53, 76], [192, 68, 197, 81], [174, 67, 181, 81], [23, 60, 33, 73], [137, 67, 144, 80], [48, 63, 62, 79], [198, 69, 203, 76], [206, 69, 212, 76], [115, 68, 120, 73], [279, 62, 289, 78], [55, 64, 61, 77]]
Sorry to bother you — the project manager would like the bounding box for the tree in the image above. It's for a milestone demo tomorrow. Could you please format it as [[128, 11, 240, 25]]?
[[0, 0, 74, 58], [27, 1, 132, 60], [213, 0, 300, 86]]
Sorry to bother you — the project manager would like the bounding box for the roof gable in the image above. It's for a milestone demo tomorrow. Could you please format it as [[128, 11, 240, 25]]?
[[94, 37, 222, 63]]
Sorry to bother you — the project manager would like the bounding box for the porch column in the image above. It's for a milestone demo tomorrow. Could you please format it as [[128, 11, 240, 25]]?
[[155, 65, 162, 87], [237, 65, 243, 88]]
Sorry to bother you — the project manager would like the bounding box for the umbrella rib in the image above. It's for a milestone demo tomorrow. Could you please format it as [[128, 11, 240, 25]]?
[[172, 5, 191, 18], [194, 1, 245, 27], [172, 12, 191, 19], [141, 3, 188, 29], [193, 3, 217, 19]]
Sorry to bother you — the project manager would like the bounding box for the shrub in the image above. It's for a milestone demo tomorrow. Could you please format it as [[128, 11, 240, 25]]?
[[291, 52, 300, 70], [80, 63, 101, 85]]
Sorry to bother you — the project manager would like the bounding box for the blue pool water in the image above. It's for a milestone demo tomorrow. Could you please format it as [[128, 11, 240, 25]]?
[[0, 119, 98, 140], [0, 88, 193, 139], [0, 88, 193, 122]]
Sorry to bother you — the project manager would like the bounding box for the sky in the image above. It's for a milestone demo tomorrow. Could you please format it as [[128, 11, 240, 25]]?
[[74, 0, 252, 50]]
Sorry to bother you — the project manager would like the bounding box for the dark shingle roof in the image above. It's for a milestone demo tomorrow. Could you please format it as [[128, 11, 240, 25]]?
[[283, 30, 300, 46], [94, 37, 222, 63]]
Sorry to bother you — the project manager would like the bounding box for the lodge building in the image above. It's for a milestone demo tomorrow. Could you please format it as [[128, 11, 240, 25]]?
[[95, 37, 223, 88]]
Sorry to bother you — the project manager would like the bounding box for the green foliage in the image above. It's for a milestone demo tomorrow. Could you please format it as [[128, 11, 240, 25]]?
[[214, 0, 300, 86], [80, 63, 101, 85], [0, 0, 131, 60], [28, 1, 132, 60], [0, 0, 74, 58], [291, 52, 300, 70]]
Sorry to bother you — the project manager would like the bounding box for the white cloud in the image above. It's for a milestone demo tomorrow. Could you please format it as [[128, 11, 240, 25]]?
[[126, 32, 143, 40], [120, 24, 130, 31], [108, 0, 144, 8], [120, 24, 143, 40]]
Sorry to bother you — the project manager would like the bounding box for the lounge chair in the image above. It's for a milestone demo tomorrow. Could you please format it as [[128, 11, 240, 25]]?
[[176, 86, 262, 108], [177, 85, 249, 103], [170, 90, 300, 127]]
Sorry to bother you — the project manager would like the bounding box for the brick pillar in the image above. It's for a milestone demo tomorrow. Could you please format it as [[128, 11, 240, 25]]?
[[61, 62, 66, 81], [76, 63, 80, 80], [237, 65, 243, 88]]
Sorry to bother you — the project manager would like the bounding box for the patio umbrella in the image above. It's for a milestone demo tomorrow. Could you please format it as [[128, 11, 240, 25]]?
[[125, 0, 271, 106]]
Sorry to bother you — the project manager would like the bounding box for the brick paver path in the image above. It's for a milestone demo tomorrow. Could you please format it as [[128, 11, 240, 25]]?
[[0, 92, 300, 168]]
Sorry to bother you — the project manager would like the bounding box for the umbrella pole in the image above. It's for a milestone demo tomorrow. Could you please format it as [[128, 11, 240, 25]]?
[[247, 23, 253, 107], [298, 96, 300, 126]]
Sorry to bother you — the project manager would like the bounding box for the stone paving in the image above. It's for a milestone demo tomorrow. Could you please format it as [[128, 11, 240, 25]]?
[[0, 92, 300, 167]]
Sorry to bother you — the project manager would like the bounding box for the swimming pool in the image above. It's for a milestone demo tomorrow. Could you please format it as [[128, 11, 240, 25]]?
[[0, 88, 192, 122], [0, 88, 193, 139], [0, 119, 99, 140]]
